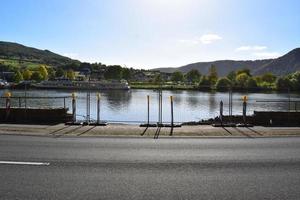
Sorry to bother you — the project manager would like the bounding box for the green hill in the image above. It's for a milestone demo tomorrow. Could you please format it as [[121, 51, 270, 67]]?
[[0, 41, 80, 70]]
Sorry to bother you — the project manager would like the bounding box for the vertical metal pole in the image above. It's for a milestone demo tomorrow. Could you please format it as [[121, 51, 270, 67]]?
[[19, 97, 21, 108], [220, 101, 223, 125], [72, 93, 76, 123], [158, 89, 162, 126], [229, 88, 232, 123], [97, 93, 100, 124], [86, 77, 91, 124], [24, 83, 27, 122], [63, 97, 66, 109], [243, 101, 247, 124], [170, 96, 174, 127], [288, 88, 291, 112], [160, 89, 163, 125], [147, 95, 150, 125], [288, 88, 290, 125], [25, 83, 27, 109]]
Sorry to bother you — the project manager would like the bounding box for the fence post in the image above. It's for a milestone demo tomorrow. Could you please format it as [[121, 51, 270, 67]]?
[[220, 101, 223, 125], [242, 96, 247, 125], [147, 95, 150, 125], [5, 92, 11, 121], [97, 93, 100, 124], [170, 96, 174, 127], [63, 97, 66, 109], [72, 93, 76, 123]]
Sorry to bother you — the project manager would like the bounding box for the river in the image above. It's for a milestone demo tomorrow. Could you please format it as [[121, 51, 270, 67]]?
[[0, 89, 300, 123]]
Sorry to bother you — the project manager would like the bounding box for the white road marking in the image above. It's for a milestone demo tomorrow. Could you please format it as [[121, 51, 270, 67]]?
[[0, 161, 50, 166]]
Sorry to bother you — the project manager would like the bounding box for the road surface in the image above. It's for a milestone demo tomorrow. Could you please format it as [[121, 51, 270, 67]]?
[[1, 135, 300, 200]]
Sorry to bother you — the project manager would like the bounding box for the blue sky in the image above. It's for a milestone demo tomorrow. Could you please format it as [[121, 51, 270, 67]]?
[[1, 0, 299, 69]]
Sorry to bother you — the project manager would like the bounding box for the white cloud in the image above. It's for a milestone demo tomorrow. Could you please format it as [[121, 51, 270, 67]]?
[[179, 34, 222, 45], [253, 52, 281, 59], [236, 45, 267, 51], [199, 34, 222, 44]]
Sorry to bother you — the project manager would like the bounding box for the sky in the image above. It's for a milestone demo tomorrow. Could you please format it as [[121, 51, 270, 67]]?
[[0, 0, 300, 69]]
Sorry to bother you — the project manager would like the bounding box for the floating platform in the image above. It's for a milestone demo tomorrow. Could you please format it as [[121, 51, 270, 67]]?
[[66, 120, 107, 126], [140, 123, 182, 128]]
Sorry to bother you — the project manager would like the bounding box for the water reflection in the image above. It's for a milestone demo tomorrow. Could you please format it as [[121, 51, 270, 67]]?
[[0, 89, 300, 122], [208, 92, 217, 114], [102, 90, 132, 111]]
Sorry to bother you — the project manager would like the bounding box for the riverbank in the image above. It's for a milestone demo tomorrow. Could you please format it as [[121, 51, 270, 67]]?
[[0, 123, 300, 137]]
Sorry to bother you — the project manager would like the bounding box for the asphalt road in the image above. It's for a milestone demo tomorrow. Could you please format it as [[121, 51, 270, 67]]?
[[1, 135, 300, 200]]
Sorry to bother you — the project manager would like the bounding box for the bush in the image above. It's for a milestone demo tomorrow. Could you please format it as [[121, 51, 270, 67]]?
[[215, 78, 231, 90]]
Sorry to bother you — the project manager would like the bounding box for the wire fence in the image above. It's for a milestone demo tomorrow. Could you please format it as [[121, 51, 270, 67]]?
[[0, 88, 300, 124]]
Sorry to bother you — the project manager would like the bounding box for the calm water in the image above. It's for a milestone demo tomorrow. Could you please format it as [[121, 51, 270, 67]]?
[[1, 89, 300, 123]]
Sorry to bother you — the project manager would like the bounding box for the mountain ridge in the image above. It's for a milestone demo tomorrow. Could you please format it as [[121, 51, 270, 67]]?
[[154, 48, 300, 76]]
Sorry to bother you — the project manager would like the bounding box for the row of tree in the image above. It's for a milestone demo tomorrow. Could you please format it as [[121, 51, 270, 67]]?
[[13, 66, 76, 82], [168, 65, 300, 91], [11, 65, 133, 83]]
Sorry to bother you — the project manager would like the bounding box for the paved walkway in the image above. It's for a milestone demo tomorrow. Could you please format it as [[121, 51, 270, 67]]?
[[0, 124, 300, 137]]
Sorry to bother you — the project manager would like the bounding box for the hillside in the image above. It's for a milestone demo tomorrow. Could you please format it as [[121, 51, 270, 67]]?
[[0, 41, 80, 67], [154, 48, 300, 76]]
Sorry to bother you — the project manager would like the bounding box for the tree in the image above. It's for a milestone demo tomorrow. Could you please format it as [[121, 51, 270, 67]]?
[[171, 71, 184, 82], [14, 70, 23, 83], [55, 68, 65, 78], [198, 75, 211, 88], [290, 71, 300, 90], [216, 78, 232, 90], [185, 69, 201, 83], [227, 71, 236, 82], [153, 74, 162, 85], [47, 67, 56, 80], [235, 73, 250, 88], [246, 77, 258, 89], [31, 71, 43, 82], [208, 65, 218, 86], [237, 69, 251, 77], [22, 69, 32, 80], [122, 68, 132, 80], [104, 65, 122, 80], [261, 72, 276, 84], [66, 69, 75, 80], [276, 77, 292, 90], [38, 65, 48, 80]]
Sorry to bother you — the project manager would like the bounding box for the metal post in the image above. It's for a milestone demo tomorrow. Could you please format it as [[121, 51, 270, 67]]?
[[160, 90, 162, 125], [170, 96, 174, 127], [242, 96, 247, 125], [288, 88, 291, 112], [86, 77, 91, 124], [220, 101, 223, 125], [24, 83, 27, 122], [63, 97, 66, 109], [229, 88, 233, 123], [25, 83, 27, 109], [158, 89, 162, 126], [147, 95, 150, 125], [72, 93, 76, 123], [18, 97, 21, 108], [288, 88, 291, 125], [97, 93, 100, 124], [243, 101, 247, 124]]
